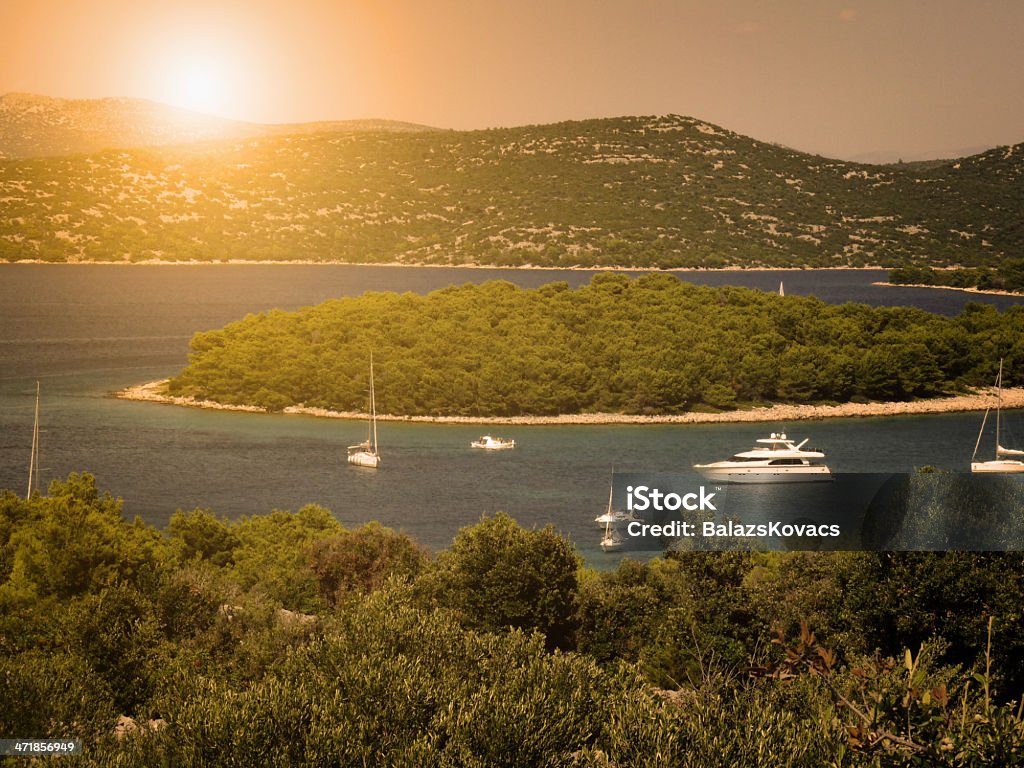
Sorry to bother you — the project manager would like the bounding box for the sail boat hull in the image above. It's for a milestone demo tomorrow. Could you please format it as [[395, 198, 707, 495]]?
[[600, 534, 624, 552], [348, 450, 381, 468], [971, 460, 1024, 473]]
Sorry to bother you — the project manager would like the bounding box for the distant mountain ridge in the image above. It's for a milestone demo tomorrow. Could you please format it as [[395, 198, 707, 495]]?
[[0, 93, 437, 159], [0, 100, 1021, 268]]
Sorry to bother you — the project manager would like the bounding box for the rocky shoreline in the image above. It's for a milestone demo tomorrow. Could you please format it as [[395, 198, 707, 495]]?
[[115, 379, 1024, 425], [872, 280, 1024, 297]]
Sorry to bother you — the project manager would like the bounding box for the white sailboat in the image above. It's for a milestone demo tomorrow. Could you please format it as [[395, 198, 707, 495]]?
[[594, 474, 638, 527], [597, 473, 627, 551], [347, 355, 381, 469], [26, 381, 41, 498], [971, 359, 1024, 473], [599, 516, 624, 552], [778, 281, 784, 297]]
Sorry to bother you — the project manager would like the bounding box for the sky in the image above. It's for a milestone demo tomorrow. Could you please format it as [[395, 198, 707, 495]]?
[[2, 0, 1022, 161]]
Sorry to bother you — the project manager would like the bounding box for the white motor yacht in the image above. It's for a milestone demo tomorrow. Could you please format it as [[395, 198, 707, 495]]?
[[694, 432, 831, 483]]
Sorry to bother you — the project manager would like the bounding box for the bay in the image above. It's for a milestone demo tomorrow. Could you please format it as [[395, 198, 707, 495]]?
[[2, 264, 1023, 561]]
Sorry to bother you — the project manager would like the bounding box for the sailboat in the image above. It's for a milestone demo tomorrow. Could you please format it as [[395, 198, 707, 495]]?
[[971, 358, 1024, 473], [597, 473, 626, 551], [778, 281, 784, 297], [594, 473, 638, 527], [347, 355, 381, 468], [599, 516, 624, 552], [26, 381, 42, 498]]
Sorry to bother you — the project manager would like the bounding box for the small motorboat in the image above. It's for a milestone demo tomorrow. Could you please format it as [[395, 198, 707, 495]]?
[[471, 435, 515, 450]]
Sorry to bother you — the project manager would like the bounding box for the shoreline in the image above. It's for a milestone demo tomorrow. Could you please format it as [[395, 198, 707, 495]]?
[[3, 259, 886, 272], [116, 379, 1024, 425], [872, 281, 1024, 298]]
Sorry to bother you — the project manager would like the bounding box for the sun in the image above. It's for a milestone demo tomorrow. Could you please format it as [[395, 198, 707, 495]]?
[[159, 51, 232, 116]]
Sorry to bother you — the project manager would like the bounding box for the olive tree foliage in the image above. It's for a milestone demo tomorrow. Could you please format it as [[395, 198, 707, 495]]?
[[308, 521, 428, 605], [0, 473, 164, 607], [117, 585, 687, 768], [417, 512, 581, 649], [166, 508, 240, 567], [226, 504, 341, 604]]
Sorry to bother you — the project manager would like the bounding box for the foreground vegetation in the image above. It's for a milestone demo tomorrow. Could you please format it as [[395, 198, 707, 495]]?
[[3, 473, 1024, 766], [167, 274, 1024, 415], [890, 261, 1024, 294], [2, 113, 1022, 268]]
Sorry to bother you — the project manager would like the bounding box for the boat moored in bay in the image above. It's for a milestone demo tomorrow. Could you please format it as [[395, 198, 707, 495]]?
[[694, 432, 831, 483], [347, 355, 381, 469], [471, 435, 515, 450], [971, 358, 1024, 473]]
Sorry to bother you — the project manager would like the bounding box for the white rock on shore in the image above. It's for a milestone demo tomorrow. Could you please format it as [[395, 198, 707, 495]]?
[[115, 379, 1024, 426]]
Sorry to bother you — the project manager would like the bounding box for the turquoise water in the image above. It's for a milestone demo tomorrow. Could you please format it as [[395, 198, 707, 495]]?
[[2, 264, 1023, 560]]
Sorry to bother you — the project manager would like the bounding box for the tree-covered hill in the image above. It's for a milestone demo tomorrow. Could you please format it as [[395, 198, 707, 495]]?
[[2, 111, 1021, 267], [166, 275, 1024, 416]]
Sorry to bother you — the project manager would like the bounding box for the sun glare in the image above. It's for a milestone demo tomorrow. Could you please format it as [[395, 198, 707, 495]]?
[[160, 52, 232, 116]]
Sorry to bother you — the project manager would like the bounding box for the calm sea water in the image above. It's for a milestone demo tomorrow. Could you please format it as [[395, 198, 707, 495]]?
[[2, 265, 1023, 560]]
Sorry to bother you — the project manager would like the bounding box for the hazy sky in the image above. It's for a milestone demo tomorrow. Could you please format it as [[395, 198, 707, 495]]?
[[3, 0, 1022, 160]]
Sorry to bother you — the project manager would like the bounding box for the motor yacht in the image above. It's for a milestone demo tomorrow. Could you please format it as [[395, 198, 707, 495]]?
[[694, 432, 831, 483]]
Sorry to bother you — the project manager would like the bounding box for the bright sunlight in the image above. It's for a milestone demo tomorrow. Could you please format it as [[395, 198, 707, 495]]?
[[158, 50, 232, 116]]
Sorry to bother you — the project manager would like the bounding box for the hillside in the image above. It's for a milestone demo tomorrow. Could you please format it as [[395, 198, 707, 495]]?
[[1, 109, 1021, 267], [0, 93, 266, 159], [0, 93, 437, 160]]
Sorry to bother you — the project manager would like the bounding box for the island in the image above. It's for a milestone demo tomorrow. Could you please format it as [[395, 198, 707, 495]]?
[[134, 274, 1024, 419], [888, 262, 1024, 295]]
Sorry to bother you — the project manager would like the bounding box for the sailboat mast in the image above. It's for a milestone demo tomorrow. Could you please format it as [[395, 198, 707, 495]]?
[[996, 358, 1004, 458], [27, 381, 40, 499], [370, 353, 378, 452], [972, 409, 990, 462]]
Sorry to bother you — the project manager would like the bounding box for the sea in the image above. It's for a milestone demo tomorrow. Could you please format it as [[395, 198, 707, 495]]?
[[2, 264, 1023, 562]]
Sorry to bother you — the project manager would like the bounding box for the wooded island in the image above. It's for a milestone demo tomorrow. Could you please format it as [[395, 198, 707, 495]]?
[[167, 274, 1024, 416]]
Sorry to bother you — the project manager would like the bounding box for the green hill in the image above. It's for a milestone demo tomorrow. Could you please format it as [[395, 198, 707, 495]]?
[[1, 110, 1021, 267]]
